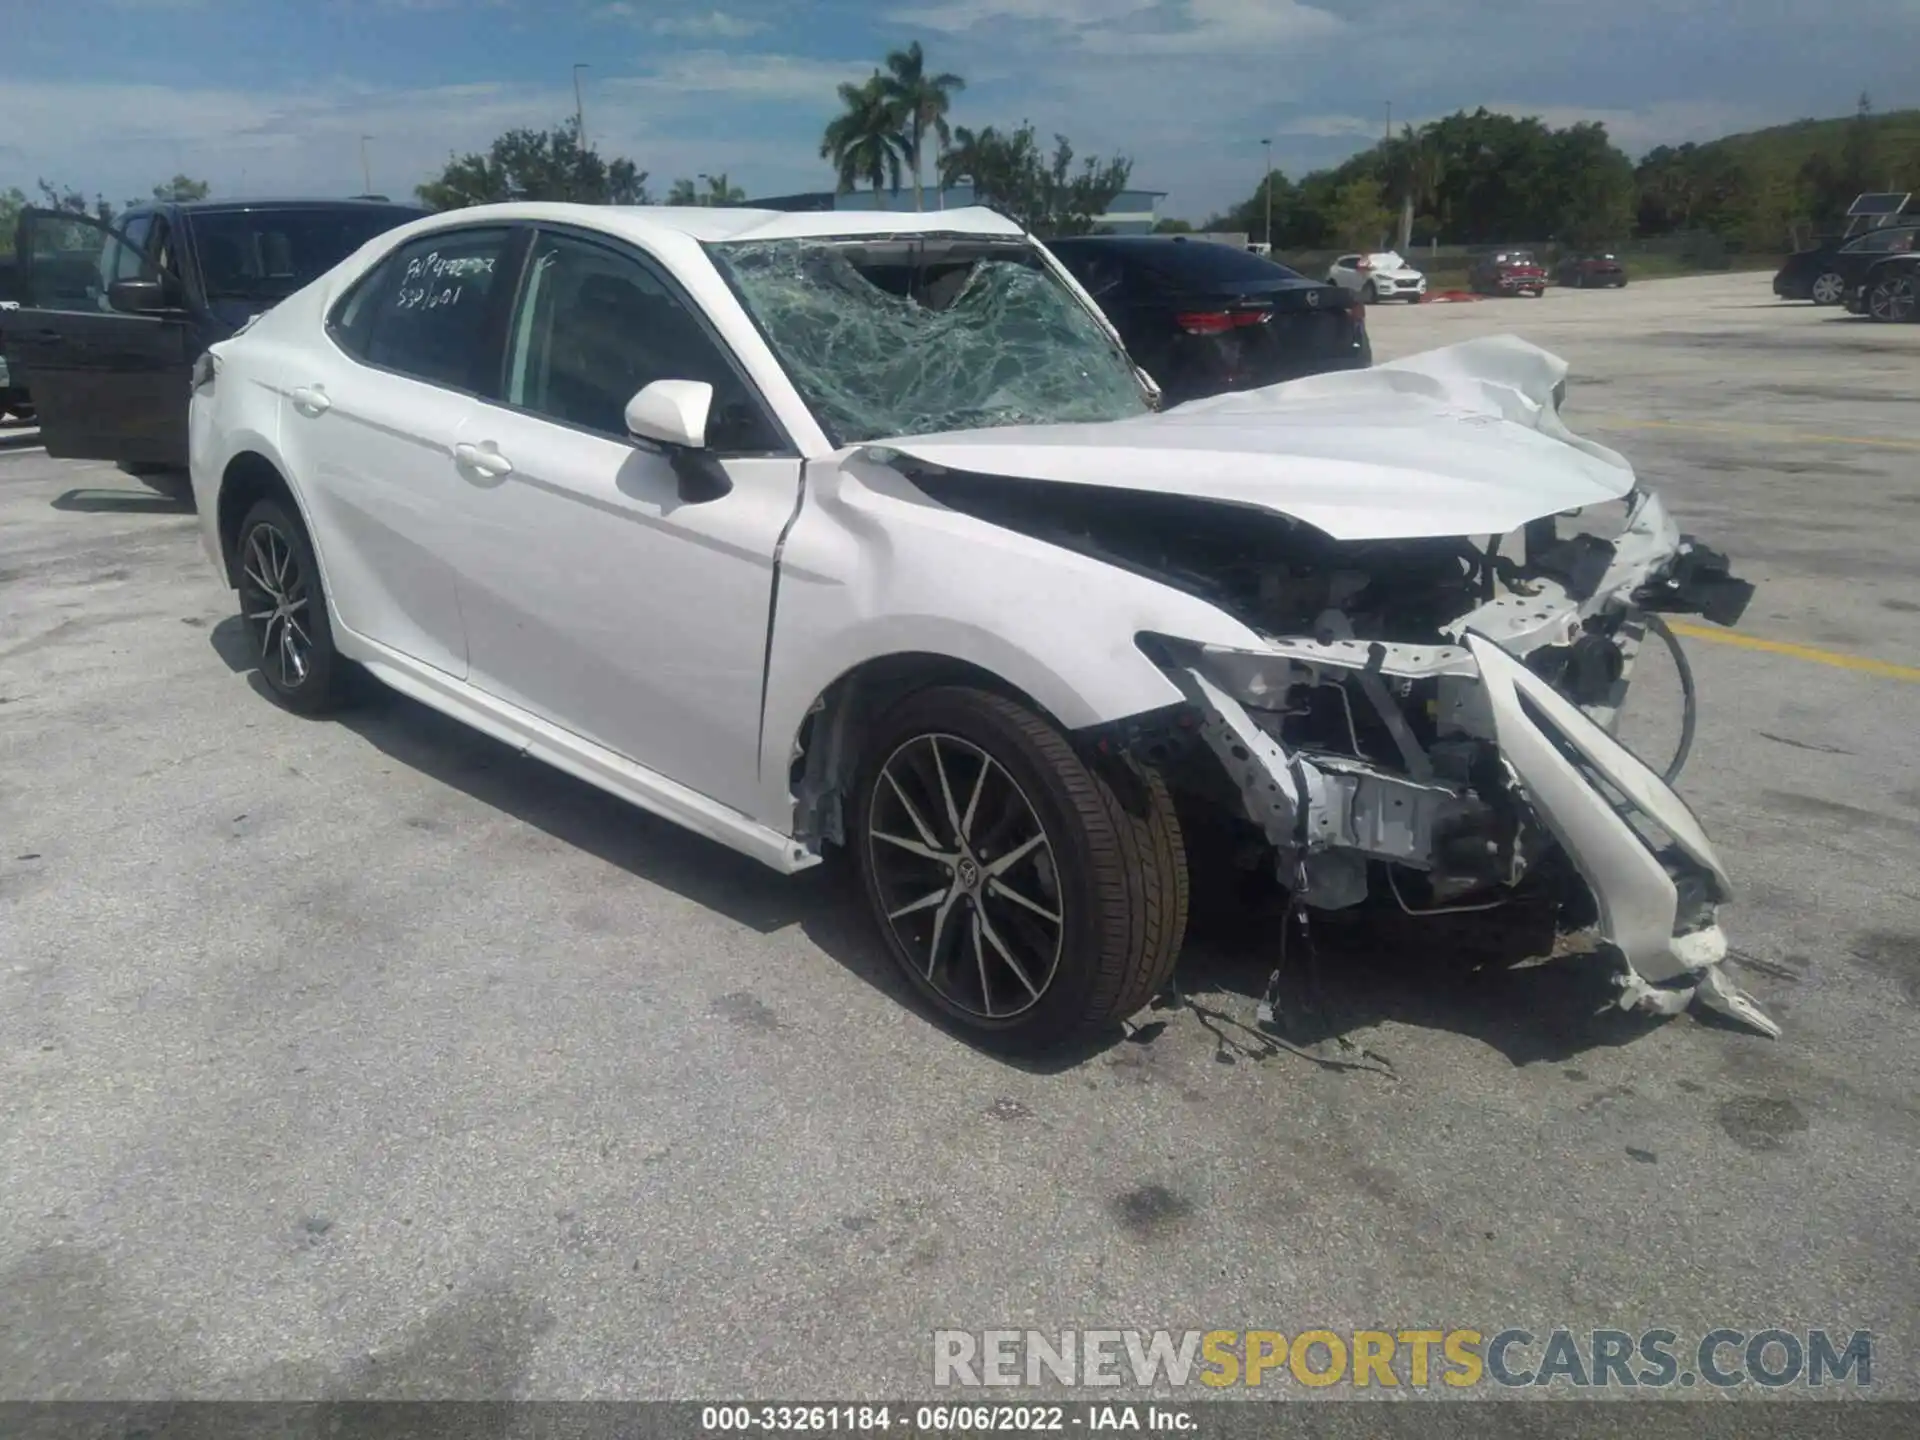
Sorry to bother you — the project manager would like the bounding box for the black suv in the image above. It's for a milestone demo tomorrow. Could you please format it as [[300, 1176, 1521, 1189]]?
[[1, 197, 424, 468]]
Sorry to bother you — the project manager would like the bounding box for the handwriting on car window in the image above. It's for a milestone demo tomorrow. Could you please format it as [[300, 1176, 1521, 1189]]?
[[395, 251, 495, 312]]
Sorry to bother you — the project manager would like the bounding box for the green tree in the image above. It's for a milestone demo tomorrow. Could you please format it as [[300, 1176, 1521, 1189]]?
[[1153, 217, 1193, 233], [0, 186, 26, 256], [1326, 177, 1392, 249], [667, 173, 747, 206], [35, 179, 114, 223], [820, 73, 907, 205], [416, 117, 649, 209], [876, 40, 964, 211], [936, 121, 1129, 236], [1379, 124, 1446, 250], [152, 174, 211, 202], [1542, 123, 1635, 248]]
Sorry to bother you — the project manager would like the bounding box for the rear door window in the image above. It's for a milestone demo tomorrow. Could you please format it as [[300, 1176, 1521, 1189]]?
[[329, 227, 513, 392]]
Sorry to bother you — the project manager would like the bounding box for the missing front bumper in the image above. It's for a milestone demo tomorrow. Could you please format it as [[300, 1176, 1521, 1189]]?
[[1167, 634, 1780, 1039]]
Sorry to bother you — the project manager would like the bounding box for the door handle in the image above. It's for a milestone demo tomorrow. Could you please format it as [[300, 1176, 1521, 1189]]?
[[290, 385, 331, 417], [32, 329, 64, 343], [453, 441, 514, 478]]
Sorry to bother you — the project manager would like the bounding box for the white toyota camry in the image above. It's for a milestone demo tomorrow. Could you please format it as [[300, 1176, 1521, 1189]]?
[[189, 201, 1776, 1050]]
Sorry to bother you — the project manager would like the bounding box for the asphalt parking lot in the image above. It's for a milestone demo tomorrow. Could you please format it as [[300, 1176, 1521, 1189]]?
[[3, 272, 1918, 1402]]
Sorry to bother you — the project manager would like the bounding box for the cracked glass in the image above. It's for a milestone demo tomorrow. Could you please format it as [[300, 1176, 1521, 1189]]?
[[707, 237, 1149, 446]]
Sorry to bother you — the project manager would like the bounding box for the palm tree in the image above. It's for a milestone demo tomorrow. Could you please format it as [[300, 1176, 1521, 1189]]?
[[703, 172, 745, 206], [667, 177, 700, 206], [1380, 124, 1445, 251], [877, 41, 965, 211], [820, 73, 906, 207]]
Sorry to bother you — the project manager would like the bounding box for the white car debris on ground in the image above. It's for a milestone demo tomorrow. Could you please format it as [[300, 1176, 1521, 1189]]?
[[186, 201, 1775, 1052], [1326, 250, 1429, 303]]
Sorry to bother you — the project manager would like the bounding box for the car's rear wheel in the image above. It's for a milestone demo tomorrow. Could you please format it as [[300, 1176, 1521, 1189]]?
[[1810, 271, 1845, 305], [235, 497, 344, 714], [853, 685, 1188, 1052], [1866, 273, 1916, 323]]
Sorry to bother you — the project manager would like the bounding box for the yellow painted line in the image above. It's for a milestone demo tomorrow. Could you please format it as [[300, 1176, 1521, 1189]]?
[[1666, 620, 1920, 682], [1592, 416, 1920, 452]]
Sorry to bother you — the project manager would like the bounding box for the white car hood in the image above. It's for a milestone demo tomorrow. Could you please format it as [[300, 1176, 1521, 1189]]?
[[865, 336, 1635, 542]]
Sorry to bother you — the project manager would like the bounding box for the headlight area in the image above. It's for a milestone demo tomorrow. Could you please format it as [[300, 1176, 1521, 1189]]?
[[1129, 626, 1781, 1038], [1136, 633, 1535, 916]]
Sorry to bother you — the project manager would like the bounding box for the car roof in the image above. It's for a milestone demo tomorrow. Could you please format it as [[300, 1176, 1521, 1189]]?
[[128, 197, 429, 215], [396, 201, 1027, 246]]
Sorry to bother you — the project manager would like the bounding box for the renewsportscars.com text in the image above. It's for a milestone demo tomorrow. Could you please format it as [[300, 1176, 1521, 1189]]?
[[932, 1327, 1874, 1390]]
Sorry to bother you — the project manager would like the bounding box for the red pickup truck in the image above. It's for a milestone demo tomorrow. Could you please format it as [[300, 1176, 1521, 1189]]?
[[1468, 250, 1547, 297]]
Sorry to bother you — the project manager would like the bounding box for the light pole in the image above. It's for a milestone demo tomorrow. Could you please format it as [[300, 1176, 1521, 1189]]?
[[360, 135, 373, 194], [1260, 137, 1273, 249], [573, 63, 590, 148]]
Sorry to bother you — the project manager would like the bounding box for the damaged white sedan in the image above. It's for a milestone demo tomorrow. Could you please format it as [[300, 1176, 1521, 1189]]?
[[188, 202, 1776, 1050]]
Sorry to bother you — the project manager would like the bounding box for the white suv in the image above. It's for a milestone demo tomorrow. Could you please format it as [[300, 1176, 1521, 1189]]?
[[1327, 251, 1428, 303]]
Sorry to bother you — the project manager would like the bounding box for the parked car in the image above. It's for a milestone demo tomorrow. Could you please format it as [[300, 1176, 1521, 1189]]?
[[1325, 250, 1427, 303], [1045, 235, 1369, 404], [0, 261, 30, 422], [1850, 253, 1920, 322], [1826, 222, 1919, 315], [1554, 252, 1627, 288], [3, 197, 425, 470], [188, 201, 1773, 1050], [1774, 220, 1918, 305], [1468, 250, 1547, 297]]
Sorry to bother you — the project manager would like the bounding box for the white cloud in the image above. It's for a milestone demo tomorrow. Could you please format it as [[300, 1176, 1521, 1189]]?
[[596, 3, 769, 36], [652, 9, 769, 38]]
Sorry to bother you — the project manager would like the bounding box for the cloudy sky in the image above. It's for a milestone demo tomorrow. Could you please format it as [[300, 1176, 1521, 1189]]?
[[3, 0, 1916, 220]]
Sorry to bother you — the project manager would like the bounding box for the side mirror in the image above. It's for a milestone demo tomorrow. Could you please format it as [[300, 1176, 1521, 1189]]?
[[625, 379, 712, 450], [107, 277, 179, 315], [625, 379, 732, 503]]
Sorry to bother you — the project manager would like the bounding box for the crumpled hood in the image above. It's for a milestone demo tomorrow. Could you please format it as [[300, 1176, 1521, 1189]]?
[[864, 335, 1636, 542]]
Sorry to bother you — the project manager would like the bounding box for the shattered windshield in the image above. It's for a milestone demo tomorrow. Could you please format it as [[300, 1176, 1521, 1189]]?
[[706, 236, 1150, 445]]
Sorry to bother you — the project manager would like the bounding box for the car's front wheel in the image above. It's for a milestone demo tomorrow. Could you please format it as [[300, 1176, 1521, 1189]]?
[[1810, 271, 1846, 305], [853, 685, 1188, 1052], [235, 497, 345, 714], [1361, 281, 1378, 304], [1866, 273, 1917, 323]]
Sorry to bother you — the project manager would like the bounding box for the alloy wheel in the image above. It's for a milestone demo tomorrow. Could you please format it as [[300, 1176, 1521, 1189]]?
[[1868, 276, 1916, 323], [1811, 272, 1845, 304], [865, 733, 1064, 1021], [238, 522, 313, 691]]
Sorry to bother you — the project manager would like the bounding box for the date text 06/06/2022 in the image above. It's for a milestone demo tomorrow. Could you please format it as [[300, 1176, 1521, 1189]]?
[[700, 1404, 1195, 1433]]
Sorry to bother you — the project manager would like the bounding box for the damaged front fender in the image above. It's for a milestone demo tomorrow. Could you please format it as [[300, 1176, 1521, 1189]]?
[[1159, 623, 1780, 1038]]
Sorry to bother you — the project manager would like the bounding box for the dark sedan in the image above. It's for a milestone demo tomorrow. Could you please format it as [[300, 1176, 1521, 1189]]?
[[1555, 252, 1627, 288], [1849, 253, 1920, 323], [1046, 236, 1369, 406], [1775, 221, 1917, 305]]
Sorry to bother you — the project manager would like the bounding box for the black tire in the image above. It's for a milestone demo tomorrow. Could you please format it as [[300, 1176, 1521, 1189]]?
[[1361, 281, 1377, 304], [853, 684, 1188, 1052], [234, 496, 345, 714], [1866, 273, 1917, 323]]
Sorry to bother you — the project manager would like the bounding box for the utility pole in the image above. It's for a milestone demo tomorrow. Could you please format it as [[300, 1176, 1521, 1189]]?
[[360, 135, 373, 194], [1261, 138, 1273, 249], [573, 63, 590, 148]]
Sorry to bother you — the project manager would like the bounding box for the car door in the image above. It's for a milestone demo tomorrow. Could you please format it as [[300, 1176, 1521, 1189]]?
[[442, 224, 801, 815], [8, 208, 191, 463], [1328, 255, 1359, 289], [284, 223, 522, 679]]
